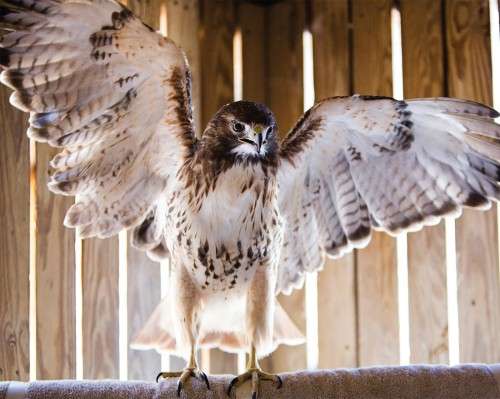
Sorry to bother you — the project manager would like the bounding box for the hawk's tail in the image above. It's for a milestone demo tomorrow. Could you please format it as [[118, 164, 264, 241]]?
[[130, 298, 305, 359]]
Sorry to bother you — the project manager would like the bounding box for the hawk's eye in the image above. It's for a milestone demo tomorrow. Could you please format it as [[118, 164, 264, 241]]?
[[266, 126, 273, 135], [232, 121, 245, 133]]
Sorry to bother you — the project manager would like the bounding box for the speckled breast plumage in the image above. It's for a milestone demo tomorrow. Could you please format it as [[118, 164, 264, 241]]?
[[165, 164, 284, 294]]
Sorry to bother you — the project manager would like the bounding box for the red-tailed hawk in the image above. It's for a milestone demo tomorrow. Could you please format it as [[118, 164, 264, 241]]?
[[2, 1, 500, 398]]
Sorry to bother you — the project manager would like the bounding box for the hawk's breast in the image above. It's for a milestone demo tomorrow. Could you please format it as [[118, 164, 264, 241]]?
[[166, 163, 283, 294]]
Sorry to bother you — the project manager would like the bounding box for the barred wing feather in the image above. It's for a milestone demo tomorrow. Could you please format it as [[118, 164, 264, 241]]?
[[0, 0, 195, 252], [277, 95, 500, 294]]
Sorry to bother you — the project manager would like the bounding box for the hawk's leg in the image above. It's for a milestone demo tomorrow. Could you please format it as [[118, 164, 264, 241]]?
[[227, 266, 281, 398], [226, 345, 282, 399], [156, 265, 209, 396], [156, 346, 210, 396]]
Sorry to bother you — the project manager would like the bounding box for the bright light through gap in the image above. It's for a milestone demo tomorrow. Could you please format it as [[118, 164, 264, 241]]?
[[75, 232, 83, 379], [491, 0, 500, 115], [391, 7, 410, 366], [233, 29, 243, 102], [445, 218, 460, 365], [489, 0, 500, 300], [29, 140, 37, 381], [160, 259, 170, 371], [303, 29, 319, 370], [118, 231, 128, 380], [159, 4, 171, 371], [232, 26, 247, 371]]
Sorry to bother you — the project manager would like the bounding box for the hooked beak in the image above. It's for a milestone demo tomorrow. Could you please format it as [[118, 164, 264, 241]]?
[[239, 132, 263, 152], [256, 132, 263, 152]]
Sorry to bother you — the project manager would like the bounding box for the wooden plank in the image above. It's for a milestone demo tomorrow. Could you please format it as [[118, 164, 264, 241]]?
[[125, 0, 163, 380], [260, 0, 306, 374], [127, 247, 161, 380], [82, 238, 119, 379], [199, 0, 238, 374], [167, 0, 202, 134], [445, 0, 500, 363], [352, 0, 399, 366], [400, 0, 449, 364], [165, 0, 201, 372], [79, 0, 159, 379], [35, 146, 76, 379], [240, 1, 267, 104], [0, 86, 30, 381], [200, 0, 235, 127], [310, 0, 357, 369], [126, 0, 162, 20]]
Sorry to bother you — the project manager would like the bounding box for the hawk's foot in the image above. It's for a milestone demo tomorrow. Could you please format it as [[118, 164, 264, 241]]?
[[156, 368, 210, 397], [227, 368, 282, 399]]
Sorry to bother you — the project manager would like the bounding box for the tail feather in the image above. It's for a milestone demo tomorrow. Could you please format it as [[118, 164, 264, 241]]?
[[130, 298, 305, 358]]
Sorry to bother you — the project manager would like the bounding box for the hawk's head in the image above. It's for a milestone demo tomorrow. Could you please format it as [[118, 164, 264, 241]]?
[[202, 101, 279, 164]]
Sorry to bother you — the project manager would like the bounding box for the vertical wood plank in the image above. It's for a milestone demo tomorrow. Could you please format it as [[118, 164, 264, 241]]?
[[352, 0, 399, 366], [238, 0, 267, 373], [261, 0, 306, 373], [0, 86, 30, 381], [125, 0, 163, 380], [400, 0, 449, 364], [240, 1, 267, 105], [165, 0, 201, 371], [199, 0, 238, 374], [167, 0, 202, 135], [127, 248, 161, 380], [35, 146, 76, 379], [446, 0, 500, 363], [311, 0, 358, 369], [82, 238, 119, 379]]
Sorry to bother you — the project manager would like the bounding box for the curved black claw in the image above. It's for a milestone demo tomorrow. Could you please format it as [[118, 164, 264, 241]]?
[[276, 374, 283, 389], [200, 370, 211, 390], [176, 380, 184, 397], [227, 376, 239, 396], [227, 369, 282, 399], [157, 369, 210, 397]]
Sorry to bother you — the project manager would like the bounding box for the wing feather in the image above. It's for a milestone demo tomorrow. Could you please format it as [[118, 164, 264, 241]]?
[[277, 95, 500, 294], [0, 0, 196, 249]]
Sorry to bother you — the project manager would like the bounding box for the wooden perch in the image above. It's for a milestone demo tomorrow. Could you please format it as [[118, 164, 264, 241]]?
[[2, 364, 500, 399]]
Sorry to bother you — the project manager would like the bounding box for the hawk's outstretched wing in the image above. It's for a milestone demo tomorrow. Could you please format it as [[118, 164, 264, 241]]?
[[276, 95, 500, 294], [0, 0, 195, 251]]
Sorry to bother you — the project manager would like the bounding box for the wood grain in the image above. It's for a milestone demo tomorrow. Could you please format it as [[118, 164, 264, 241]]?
[[311, 0, 357, 369], [0, 85, 30, 381], [200, 0, 238, 374], [35, 145, 76, 379], [80, 0, 122, 366], [200, 0, 235, 129], [127, 247, 161, 380], [82, 238, 119, 379], [445, 0, 500, 363], [261, 0, 306, 373], [311, 0, 351, 100], [124, 0, 162, 380], [352, 0, 399, 366], [165, 0, 200, 372], [400, 0, 449, 364], [239, 1, 267, 104], [167, 0, 202, 135]]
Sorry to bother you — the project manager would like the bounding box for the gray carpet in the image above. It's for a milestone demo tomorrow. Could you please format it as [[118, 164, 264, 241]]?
[[1, 364, 499, 399]]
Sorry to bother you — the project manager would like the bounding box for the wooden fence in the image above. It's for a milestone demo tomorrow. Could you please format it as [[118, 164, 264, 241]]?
[[1, 0, 500, 382]]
